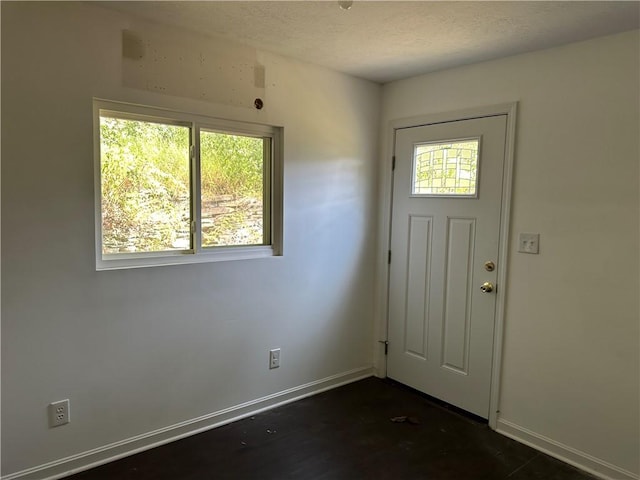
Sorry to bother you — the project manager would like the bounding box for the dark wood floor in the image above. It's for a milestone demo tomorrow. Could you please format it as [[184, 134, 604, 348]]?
[[68, 378, 595, 479]]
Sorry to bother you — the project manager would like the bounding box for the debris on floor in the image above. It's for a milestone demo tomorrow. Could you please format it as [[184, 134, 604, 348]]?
[[390, 416, 420, 425]]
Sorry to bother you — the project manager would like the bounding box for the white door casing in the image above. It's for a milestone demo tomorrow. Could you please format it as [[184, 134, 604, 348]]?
[[387, 113, 510, 419]]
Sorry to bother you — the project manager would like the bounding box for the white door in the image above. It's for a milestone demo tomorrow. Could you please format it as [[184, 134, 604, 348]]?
[[387, 115, 507, 418]]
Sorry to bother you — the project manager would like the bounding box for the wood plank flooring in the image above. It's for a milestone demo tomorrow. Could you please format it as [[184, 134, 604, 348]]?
[[68, 377, 595, 479]]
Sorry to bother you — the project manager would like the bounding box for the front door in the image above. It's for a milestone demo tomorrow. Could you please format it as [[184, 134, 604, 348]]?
[[387, 115, 507, 418]]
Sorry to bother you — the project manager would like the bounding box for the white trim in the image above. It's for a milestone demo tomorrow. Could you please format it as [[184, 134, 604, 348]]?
[[375, 103, 518, 428], [96, 246, 278, 270], [497, 418, 639, 480], [488, 102, 517, 429], [2, 367, 374, 480]]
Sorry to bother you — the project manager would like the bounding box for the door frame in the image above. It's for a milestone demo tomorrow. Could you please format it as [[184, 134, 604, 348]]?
[[376, 103, 517, 429]]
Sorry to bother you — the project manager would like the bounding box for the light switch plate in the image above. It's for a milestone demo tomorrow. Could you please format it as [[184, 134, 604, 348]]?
[[518, 233, 540, 254]]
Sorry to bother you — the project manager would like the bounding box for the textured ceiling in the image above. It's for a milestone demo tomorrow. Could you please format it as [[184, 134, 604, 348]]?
[[98, 1, 640, 84]]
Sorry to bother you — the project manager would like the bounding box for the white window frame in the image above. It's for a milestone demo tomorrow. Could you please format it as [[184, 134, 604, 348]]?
[[93, 99, 283, 270]]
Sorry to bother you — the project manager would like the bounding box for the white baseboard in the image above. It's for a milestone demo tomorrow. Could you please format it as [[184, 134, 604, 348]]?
[[496, 418, 639, 480], [3, 367, 374, 480]]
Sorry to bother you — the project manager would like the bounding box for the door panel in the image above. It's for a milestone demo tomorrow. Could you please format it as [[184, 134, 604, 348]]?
[[387, 115, 507, 418], [405, 215, 433, 359], [442, 217, 475, 374]]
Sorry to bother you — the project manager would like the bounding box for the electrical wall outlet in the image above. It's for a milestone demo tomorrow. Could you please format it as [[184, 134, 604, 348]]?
[[518, 233, 540, 254], [48, 399, 70, 427], [269, 348, 281, 369]]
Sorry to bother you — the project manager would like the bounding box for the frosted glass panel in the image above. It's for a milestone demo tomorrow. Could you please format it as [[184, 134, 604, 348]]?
[[412, 139, 479, 196]]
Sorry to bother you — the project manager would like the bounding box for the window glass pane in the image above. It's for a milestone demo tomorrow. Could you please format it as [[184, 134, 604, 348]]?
[[200, 130, 265, 247], [412, 139, 479, 196], [100, 116, 191, 254]]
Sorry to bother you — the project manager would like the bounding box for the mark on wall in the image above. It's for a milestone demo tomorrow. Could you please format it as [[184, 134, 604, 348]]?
[[122, 30, 145, 60], [122, 21, 265, 108], [254, 64, 265, 89]]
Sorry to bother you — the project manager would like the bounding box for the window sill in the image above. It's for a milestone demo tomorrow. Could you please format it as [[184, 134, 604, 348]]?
[[96, 246, 279, 271]]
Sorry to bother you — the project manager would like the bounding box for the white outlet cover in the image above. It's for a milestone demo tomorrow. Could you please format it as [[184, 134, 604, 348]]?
[[518, 233, 540, 254], [269, 348, 281, 369], [48, 399, 70, 427]]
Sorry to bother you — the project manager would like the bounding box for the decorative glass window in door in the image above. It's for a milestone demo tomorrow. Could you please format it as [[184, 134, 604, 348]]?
[[412, 138, 479, 197]]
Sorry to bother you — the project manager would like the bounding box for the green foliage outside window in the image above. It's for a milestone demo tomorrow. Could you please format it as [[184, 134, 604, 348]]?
[[100, 117, 190, 254], [100, 117, 265, 254], [200, 131, 265, 247]]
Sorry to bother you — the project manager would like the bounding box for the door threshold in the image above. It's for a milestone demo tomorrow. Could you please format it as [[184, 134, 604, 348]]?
[[384, 377, 489, 425]]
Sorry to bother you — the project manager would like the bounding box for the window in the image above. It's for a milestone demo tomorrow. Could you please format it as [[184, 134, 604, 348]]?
[[411, 138, 479, 197], [94, 99, 282, 269]]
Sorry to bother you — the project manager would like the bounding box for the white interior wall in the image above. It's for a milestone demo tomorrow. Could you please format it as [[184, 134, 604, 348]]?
[[379, 30, 639, 477], [3, 2, 639, 479], [1, 3, 380, 476]]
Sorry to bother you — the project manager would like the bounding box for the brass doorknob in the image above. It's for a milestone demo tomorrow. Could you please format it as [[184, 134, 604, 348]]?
[[480, 282, 494, 293]]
